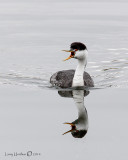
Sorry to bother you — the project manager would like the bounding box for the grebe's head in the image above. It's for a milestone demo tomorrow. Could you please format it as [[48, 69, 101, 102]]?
[[63, 121, 87, 138], [63, 42, 87, 61]]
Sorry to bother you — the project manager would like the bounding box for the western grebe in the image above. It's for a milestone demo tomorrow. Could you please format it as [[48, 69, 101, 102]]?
[[58, 90, 89, 138], [50, 42, 94, 88]]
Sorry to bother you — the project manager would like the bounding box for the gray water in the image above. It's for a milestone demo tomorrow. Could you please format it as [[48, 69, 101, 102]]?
[[0, 0, 128, 88], [0, 0, 128, 159]]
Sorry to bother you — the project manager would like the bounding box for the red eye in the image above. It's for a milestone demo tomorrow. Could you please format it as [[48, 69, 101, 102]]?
[[75, 49, 77, 51]]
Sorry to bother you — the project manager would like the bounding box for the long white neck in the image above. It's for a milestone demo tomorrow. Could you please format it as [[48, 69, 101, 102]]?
[[73, 90, 85, 117], [73, 90, 88, 130], [72, 51, 87, 87]]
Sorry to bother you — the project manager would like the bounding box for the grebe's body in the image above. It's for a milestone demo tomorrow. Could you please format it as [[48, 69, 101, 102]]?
[[50, 69, 93, 88], [50, 42, 94, 88]]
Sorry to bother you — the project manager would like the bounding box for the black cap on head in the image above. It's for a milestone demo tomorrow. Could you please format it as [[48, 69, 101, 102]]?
[[70, 42, 87, 51], [71, 130, 87, 138]]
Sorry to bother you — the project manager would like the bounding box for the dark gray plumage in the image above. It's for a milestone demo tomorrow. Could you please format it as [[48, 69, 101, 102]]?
[[50, 69, 94, 88], [58, 90, 89, 98]]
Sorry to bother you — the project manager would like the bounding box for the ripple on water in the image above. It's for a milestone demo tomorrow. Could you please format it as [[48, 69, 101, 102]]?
[[89, 48, 128, 88], [0, 47, 127, 89], [0, 73, 51, 89]]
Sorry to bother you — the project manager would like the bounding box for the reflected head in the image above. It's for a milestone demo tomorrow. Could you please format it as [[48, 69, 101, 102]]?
[[71, 130, 87, 138]]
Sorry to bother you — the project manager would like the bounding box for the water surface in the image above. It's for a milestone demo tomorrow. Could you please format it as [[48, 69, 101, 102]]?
[[0, 0, 128, 88], [0, 86, 128, 160], [0, 0, 128, 160]]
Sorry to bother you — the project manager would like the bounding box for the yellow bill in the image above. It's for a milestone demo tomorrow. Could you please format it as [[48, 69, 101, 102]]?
[[62, 129, 74, 135], [62, 50, 72, 52], [62, 50, 75, 61], [63, 56, 73, 61], [63, 122, 75, 135], [63, 122, 75, 126]]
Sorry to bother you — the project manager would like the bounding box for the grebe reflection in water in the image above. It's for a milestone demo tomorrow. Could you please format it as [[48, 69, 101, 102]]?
[[58, 90, 89, 138]]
